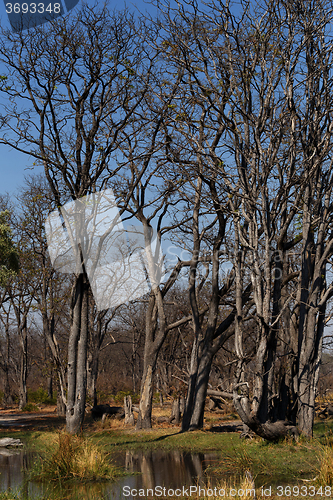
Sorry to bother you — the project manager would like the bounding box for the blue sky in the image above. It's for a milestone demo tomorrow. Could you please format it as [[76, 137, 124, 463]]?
[[0, 0, 159, 197]]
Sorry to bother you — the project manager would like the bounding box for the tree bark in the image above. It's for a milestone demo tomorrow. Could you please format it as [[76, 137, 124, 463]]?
[[136, 364, 154, 429], [18, 320, 28, 410], [66, 273, 89, 434]]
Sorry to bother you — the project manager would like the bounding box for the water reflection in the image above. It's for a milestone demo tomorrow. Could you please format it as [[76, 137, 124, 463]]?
[[0, 449, 30, 492], [0, 448, 220, 499], [121, 449, 218, 489]]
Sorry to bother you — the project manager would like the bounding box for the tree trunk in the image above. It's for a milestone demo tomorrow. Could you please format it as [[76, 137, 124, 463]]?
[[187, 348, 213, 430], [3, 323, 12, 407], [3, 366, 12, 407], [56, 377, 66, 416], [182, 314, 235, 432], [18, 322, 28, 410], [47, 376, 53, 400], [297, 304, 325, 437], [136, 364, 154, 429], [66, 273, 89, 434], [182, 337, 200, 431], [41, 306, 67, 412]]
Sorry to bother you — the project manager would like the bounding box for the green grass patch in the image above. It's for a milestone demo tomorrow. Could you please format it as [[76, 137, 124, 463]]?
[[91, 428, 320, 483]]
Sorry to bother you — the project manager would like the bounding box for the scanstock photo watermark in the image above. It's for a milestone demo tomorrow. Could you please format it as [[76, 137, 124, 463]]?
[[45, 189, 164, 311], [122, 485, 333, 498], [4, 0, 79, 31]]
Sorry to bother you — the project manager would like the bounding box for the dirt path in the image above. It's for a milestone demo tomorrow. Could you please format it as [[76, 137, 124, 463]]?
[[0, 409, 65, 431], [0, 407, 242, 433]]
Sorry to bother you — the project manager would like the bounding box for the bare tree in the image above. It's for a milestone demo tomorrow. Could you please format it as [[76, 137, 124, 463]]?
[[0, 5, 161, 433], [153, 0, 333, 438], [16, 176, 71, 415]]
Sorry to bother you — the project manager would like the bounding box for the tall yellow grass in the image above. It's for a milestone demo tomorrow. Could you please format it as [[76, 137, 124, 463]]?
[[317, 444, 333, 486], [31, 432, 120, 482], [198, 472, 256, 500]]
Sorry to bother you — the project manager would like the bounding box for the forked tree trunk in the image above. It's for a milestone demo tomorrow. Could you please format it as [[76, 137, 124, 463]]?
[[66, 273, 89, 434], [41, 302, 67, 412]]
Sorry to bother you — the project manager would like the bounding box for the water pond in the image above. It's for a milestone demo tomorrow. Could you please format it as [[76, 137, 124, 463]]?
[[0, 447, 222, 499]]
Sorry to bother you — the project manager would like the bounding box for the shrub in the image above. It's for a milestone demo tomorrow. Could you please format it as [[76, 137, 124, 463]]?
[[28, 387, 57, 405], [113, 390, 139, 404], [21, 402, 39, 412]]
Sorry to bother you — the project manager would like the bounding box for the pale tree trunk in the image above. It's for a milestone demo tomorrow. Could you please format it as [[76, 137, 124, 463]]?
[[136, 363, 155, 429], [135, 220, 186, 430], [42, 313, 67, 413], [66, 273, 89, 434]]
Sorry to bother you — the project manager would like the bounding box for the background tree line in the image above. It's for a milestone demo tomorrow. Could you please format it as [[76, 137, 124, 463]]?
[[0, 0, 333, 439]]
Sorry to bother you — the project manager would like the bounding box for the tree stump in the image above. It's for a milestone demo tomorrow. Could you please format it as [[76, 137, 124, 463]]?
[[124, 396, 135, 426]]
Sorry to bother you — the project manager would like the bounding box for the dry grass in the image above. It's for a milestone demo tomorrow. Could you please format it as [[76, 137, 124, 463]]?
[[31, 432, 121, 482], [316, 443, 333, 486], [196, 473, 256, 499]]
